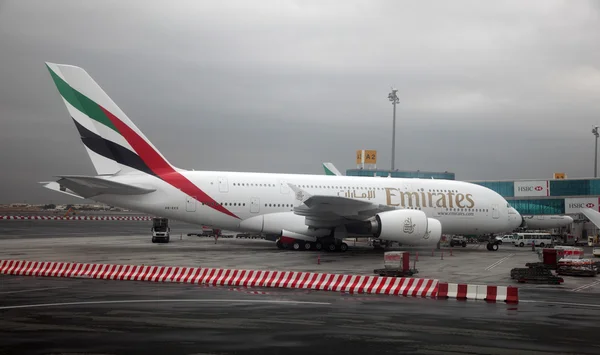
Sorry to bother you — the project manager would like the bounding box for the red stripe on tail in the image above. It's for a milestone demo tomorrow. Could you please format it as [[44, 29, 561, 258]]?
[[100, 106, 238, 219]]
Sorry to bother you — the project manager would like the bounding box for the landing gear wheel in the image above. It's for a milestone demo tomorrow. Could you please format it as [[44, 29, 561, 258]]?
[[339, 243, 348, 252], [304, 242, 312, 251], [292, 241, 301, 251], [315, 242, 323, 251], [327, 243, 337, 252]]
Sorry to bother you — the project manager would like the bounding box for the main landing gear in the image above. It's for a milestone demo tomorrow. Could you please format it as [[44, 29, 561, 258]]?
[[276, 237, 348, 252]]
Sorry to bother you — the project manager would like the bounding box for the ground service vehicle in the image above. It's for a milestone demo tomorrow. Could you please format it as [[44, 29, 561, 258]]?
[[495, 234, 514, 245], [151, 217, 170, 243], [449, 236, 467, 247], [513, 232, 553, 247]]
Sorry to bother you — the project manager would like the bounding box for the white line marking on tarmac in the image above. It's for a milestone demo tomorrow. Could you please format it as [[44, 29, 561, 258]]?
[[0, 287, 67, 295], [519, 300, 600, 308], [0, 299, 332, 310], [485, 254, 515, 271], [571, 281, 600, 292]]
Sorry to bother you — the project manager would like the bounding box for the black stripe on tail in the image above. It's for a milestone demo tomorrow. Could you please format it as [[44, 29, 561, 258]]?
[[72, 118, 155, 176]]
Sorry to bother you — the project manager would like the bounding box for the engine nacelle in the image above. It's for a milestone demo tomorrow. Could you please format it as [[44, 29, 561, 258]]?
[[371, 209, 442, 246]]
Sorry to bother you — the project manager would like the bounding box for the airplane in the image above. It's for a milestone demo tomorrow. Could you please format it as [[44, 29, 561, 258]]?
[[322, 162, 573, 231], [40, 62, 523, 253]]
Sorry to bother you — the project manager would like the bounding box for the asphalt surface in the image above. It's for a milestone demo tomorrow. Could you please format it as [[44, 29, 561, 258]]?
[[2, 219, 600, 353], [2, 219, 600, 292], [1, 275, 600, 355]]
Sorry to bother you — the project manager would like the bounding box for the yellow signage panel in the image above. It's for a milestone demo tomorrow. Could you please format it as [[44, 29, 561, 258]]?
[[364, 150, 377, 164], [356, 150, 363, 164], [554, 172, 566, 179]]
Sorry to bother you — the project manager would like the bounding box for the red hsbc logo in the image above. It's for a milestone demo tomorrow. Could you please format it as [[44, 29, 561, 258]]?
[[535, 186, 543, 191], [587, 203, 595, 208]]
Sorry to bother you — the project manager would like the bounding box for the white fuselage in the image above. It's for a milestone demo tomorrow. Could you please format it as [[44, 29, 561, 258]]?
[[91, 170, 522, 237]]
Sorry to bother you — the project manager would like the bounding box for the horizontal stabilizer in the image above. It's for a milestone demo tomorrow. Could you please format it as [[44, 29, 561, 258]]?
[[40, 181, 85, 199], [49, 175, 156, 199]]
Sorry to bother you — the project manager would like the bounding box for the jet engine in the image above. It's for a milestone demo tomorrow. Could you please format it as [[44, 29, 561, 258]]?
[[370, 209, 442, 246]]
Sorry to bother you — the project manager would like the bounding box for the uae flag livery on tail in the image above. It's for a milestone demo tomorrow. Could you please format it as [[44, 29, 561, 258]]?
[[45, 63, 238, 219]]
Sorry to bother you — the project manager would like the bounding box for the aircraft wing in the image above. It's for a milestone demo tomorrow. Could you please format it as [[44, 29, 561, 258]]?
[[288, 183, 395, 225], [581, 208, 600, 230], [44, 175, 156, 199]]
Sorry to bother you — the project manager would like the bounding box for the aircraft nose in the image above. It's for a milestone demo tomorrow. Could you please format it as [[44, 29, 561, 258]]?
[[508, 207, 522, 229]]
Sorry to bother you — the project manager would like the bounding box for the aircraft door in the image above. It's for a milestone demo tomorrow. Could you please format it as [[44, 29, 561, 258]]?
[[250, 197, 260, 213], [186, 196, 196, 212], [492, 204, 499, 219], [218, 177, 229, 193]]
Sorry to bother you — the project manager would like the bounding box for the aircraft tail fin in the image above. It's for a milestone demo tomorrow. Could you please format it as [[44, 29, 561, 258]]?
[[581, 208, 600, 230], [323, 162, 342, 176], [45, 62, 175, 177]]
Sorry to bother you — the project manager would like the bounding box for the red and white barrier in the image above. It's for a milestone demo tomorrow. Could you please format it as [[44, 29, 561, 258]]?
[[0, 260, 439, 298], [436, 282, 518, 303], [0, 216, 152, 221]]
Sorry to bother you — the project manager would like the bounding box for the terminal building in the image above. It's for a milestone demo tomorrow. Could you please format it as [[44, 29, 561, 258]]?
[[344, 150, 598, 238]]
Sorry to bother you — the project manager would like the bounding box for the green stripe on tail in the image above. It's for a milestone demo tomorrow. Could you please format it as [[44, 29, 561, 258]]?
[[46, 64, 119, 133]]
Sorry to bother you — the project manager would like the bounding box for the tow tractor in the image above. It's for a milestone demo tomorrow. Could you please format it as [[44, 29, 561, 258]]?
[[151, 217, 170, 243], [449, 236, 467, 248]]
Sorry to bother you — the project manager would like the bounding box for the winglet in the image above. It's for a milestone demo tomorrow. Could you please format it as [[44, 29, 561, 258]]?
[[287, 183, 312, 204]]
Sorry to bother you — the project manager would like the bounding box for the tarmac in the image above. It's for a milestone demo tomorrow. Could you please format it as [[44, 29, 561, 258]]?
[[2, 274, 600, 354], [1, 219, 599, 292], [1, 218, 600, 353]]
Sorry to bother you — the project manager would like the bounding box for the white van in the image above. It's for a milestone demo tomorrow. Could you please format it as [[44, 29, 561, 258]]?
[[512, 232, 553, 247]]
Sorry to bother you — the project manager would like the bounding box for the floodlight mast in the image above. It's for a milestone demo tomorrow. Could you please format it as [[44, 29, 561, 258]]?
[[388, 88, 399, 171]]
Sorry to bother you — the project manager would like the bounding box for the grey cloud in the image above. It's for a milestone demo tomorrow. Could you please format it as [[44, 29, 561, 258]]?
[[1, 0, 599, 204]]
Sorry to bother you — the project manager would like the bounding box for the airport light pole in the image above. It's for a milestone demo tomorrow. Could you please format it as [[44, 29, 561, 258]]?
[[593, 125, 599, 178], [388, 88, 399, 171]]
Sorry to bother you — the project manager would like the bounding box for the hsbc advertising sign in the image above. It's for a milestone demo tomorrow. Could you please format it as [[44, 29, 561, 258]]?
[[565, 197, 600, 214], [514, 181, 550, 197]]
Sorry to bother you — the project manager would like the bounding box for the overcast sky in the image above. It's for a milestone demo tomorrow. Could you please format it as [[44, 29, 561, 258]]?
[[1, 0, 600, 204]]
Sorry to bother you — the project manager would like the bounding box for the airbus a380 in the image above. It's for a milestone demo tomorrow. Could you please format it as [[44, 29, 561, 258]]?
[[41, 62, 523, 252]]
